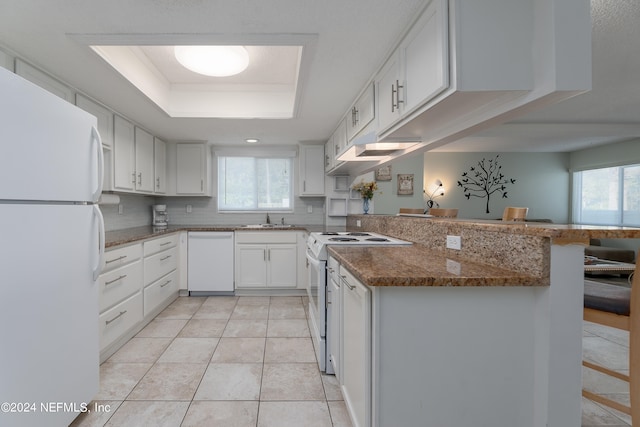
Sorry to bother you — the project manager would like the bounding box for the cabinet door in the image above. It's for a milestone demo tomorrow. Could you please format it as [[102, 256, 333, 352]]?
[[76, 94, 114, 149], [346, 84, 375, 141], [134, 127, 154, 193], [403, 0, 449, 113], [376, 53, 402, 132], [235, 245, 268, 288], [341, 269, 371, 427], [154, 137, 166, 194], [324, 138, 334, 172], [176, 143, 205, 195], [267, 244, 297, 288], [334, 118, 348, 158], [300, 145, 325, 196], [113, 116, 135, 191]]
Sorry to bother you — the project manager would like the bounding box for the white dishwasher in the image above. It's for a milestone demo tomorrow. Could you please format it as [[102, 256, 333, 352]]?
[[188, 232, 234, 294]]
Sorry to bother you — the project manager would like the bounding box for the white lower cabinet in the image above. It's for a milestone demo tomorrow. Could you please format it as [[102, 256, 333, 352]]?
[[235, 231, 298, 289], [98, 234, 179, 361], [144, 269, 178, 317], [99, 292, 143, 352], [340, 265, 371, 427]]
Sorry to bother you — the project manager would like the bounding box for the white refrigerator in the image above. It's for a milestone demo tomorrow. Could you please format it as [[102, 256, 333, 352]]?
[[0, 67, 104, 427]]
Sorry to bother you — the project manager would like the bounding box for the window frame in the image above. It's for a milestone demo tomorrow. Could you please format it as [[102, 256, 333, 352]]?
[[216, 153, 295, 213], [572, 163, 640, 227]]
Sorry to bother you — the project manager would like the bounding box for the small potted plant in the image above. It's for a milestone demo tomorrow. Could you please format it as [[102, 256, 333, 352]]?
[[352, 180, 379, 214]]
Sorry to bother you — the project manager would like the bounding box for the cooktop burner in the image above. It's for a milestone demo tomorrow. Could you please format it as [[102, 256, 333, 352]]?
[[329, 237, 359, 242], [347, 232, 371, 236], [321, 232, 340, 235], [365, 237, 389, 242]]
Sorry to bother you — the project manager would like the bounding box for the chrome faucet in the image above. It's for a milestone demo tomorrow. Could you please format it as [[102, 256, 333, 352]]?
[[266, 213, 271, 224]]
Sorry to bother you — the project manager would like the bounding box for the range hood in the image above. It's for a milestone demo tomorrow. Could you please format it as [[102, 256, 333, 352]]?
[[336, 131, 419, 162]]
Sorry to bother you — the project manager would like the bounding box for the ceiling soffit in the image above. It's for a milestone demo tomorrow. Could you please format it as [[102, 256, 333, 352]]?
[[71, 33, 316, 119]]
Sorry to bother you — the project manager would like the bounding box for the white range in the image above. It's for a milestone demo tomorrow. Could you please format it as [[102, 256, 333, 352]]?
[[305, 231, 412, 373]]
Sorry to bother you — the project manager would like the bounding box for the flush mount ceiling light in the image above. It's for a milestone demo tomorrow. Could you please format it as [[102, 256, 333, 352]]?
[[245, 138, 260, 143], [174, 46, 250, 77]]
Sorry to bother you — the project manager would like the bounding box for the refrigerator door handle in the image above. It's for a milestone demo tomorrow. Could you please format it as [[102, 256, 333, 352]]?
[[93, 204, 105, 281], [91, 126, 104, 203]]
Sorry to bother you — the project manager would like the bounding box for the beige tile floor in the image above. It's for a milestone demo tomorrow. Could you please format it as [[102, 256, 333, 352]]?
[[71, 296, 353, 427], [70, 296, 632, 426]]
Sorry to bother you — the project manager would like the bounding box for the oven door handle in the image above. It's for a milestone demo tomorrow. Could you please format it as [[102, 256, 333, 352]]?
[[305, 249, 324, 270]]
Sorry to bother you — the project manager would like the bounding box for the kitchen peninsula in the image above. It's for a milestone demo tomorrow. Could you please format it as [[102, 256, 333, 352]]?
[[328, 214, 640, 427]]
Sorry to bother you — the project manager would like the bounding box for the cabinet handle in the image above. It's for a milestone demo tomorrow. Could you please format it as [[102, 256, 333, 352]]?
[[327, 267, 334, 273], [201, 179, 204, 191], [138, 173, 142, 185], [105, 255, 127, 264], [391, 83, 396, 112], [353, 107, 359, 126], [160, 255, 172, 261], [341, 275, 355, 290], [160, 241, 172, 246], [105, 310, 127, 325], [132, 172, 136, 184], [267, 249, 271, 261], [160, 279, 171, 288], [156, 177, 160, 189], [105, 274, 127, 286], [303, 181, 306, 192]]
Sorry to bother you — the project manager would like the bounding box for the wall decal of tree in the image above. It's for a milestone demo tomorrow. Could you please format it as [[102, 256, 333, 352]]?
[[457, 155, 516, 214]]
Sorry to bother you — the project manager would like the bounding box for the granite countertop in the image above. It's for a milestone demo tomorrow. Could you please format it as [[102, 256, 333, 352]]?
[[328, 245, 547, 288], [105, 224, 338, 248]]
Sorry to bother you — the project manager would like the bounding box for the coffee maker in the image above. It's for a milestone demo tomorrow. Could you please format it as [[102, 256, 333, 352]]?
[[152, 204, 168, 227]]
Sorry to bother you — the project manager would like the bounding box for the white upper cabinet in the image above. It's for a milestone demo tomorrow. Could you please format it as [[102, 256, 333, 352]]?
[[176, 143, 211, 196], [134, 127, 154, 193], [76, 94, 114, 149], [154, 137, 166, 194], [376, 0, 447, 133], [346, 84, 375, 141], [113, 116, 136, 192], [401, 0, 448, 114], [299, 144, 325, 196]]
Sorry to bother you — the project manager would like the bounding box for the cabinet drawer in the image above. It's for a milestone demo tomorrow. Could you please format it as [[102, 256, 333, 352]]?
[[144, 246, 178, 285], [103, 243, 142, 273], [235, 231, 297, 244], [99, 260, 142, 312], [143, 234, 178, 257], [99, 292, 143, 351], [144, 270, 178, 317]]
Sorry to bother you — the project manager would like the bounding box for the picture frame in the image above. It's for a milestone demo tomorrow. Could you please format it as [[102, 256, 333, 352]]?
[[375, 165, 392, 181], [397, 174, 414, 195]]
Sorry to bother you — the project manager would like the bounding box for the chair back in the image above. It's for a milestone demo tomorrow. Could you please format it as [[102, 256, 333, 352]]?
[[429, 208, 458, 218], [502, 207, 528, 221], [399, 208, 424, 214]]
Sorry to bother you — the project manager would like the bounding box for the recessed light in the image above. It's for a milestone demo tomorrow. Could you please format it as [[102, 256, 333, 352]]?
[[245, 138, 260, 144], [174, 46, 250, 77]]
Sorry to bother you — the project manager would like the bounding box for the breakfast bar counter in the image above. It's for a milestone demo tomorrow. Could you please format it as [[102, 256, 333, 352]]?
[[328, 244, 545, 287], [327, 215, 639, 427]]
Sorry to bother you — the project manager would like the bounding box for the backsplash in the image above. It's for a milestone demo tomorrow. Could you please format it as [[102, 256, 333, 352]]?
[[100, 194, 157, 231], [101, 193, 326, 231]]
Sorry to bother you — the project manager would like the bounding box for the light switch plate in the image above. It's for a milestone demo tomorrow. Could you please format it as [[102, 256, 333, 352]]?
[[446, 235, 461, 250], [186, 204, 192, 213]]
